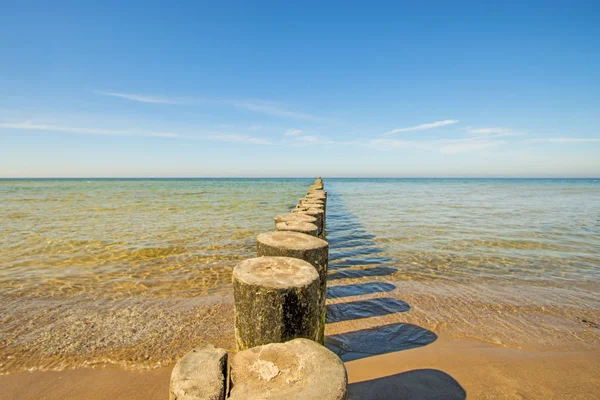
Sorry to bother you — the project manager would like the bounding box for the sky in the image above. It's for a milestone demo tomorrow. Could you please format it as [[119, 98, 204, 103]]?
[[1, 1, 599, 178]]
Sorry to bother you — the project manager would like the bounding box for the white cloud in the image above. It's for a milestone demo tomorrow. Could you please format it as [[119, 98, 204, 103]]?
[[205, 134, 272, 145], [96, 91, 327, 121], [368, 138, 419, 150], [0, 121, 180, 138], [233, 101, 323, 121], [294, 135, 334, 145], [367, 136, 502, 153], [438, 140, 500, 154], [530, 137, 600, 143], [281, 127, 334, 145], [383, 120, 459, 136], [96, 91, 179, 104], [0, 121, 271, 144], [467, 127, 525, 137], [284, 129, 303, 136]]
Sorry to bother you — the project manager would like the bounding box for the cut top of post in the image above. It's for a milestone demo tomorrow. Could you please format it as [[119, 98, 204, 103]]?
[[233, 256, 318, 289], [257, 231, 328, 251], [274, 213, 318, 224]]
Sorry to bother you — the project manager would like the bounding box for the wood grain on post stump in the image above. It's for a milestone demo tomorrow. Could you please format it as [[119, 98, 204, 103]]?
[[229, 338, 347, 400], [276, 221, 319, 237], [256, 231, 328, 343], [233, 256, 320, 350]]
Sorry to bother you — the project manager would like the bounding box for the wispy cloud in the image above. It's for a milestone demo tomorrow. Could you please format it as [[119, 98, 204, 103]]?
[[96, 91, 180, 104], [368, 136, 502, 154], [0, 121, 180, 137], [438, 139, 500, 153], [293, 135, 334, 145], [233, 100, 324, 121], [0, 121, 271, 144], [205, 134, 271, 145], [284, 129, 303, 136], [282, 128, 334, 145], [96, 91, 327, 121], [530, 137, 600, 143], [467, 127, 525, 137], [383, 120, 459, 136]]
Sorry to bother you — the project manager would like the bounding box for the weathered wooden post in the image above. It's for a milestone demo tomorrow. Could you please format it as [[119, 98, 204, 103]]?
[[296, 202, 324, 210], [233, 256, 320, 350], [299, 197, 324, 206], [292, 208, 325, 238], [169, 344, 228, 400], [273, 212, 317, 228], [256, 231, 328, 343], [229, 339, 347, 400], [276, 220, 319, 237]]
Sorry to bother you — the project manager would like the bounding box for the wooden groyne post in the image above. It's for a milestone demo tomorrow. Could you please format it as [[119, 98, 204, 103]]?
[[170, 178, 346, 400]]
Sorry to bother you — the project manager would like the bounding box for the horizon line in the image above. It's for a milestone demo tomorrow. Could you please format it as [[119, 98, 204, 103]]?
[[1, 176, 598, 180]]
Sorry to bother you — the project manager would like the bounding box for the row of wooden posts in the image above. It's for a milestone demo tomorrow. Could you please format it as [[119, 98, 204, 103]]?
[[169, 178, 349, 400], [234, 177, 329, 349]]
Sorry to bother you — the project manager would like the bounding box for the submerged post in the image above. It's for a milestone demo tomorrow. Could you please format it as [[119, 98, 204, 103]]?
[[233, 256, 320, 350], [256, 231, 328, 343]]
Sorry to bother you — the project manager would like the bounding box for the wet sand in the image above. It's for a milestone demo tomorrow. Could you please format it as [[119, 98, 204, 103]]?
[[2, 337, 598, 400]]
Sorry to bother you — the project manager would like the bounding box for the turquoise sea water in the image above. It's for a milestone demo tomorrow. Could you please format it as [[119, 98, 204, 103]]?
[[1, 178, 599, 372]]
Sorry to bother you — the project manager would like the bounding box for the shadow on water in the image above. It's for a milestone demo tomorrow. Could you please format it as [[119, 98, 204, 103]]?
[[326, 298, 410, 323], [348, 369, 466, 400], [325, 322, 438, 362], [329, 246, 387, 261], [328, 266, 398, 281], [329, 256, 394, 269], [327, 282, 396, 299], [325, 188, 463, 398]]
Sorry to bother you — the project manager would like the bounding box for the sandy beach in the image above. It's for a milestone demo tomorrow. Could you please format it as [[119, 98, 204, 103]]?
[[2, 335, 599, 400]]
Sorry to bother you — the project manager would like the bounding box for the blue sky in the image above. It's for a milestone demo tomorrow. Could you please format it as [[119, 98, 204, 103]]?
[[1, 1, 599, 177]]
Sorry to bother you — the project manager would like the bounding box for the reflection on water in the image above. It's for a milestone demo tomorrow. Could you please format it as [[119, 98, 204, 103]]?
[[1, 178, 600, 373]]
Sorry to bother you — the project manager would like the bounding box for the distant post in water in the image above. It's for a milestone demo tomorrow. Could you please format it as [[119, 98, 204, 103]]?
[[276, 221, 319, 237], [293, 208, 325, 238], [273, 212, 318, 228]]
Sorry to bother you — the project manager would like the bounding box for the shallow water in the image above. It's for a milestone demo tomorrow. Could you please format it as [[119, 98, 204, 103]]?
[[1, 178, 600, 373]]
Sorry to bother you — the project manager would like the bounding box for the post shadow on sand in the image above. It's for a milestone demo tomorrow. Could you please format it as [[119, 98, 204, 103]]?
[[326, 297, 410, 323], [347, 369, 466, 400], [325, 322, 438, 362]]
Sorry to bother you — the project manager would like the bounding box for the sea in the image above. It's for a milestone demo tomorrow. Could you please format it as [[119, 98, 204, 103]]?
[[1, 178, 599, 373]]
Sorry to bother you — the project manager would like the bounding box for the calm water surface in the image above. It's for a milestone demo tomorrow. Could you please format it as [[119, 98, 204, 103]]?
[[1, 178, 599, 372]]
